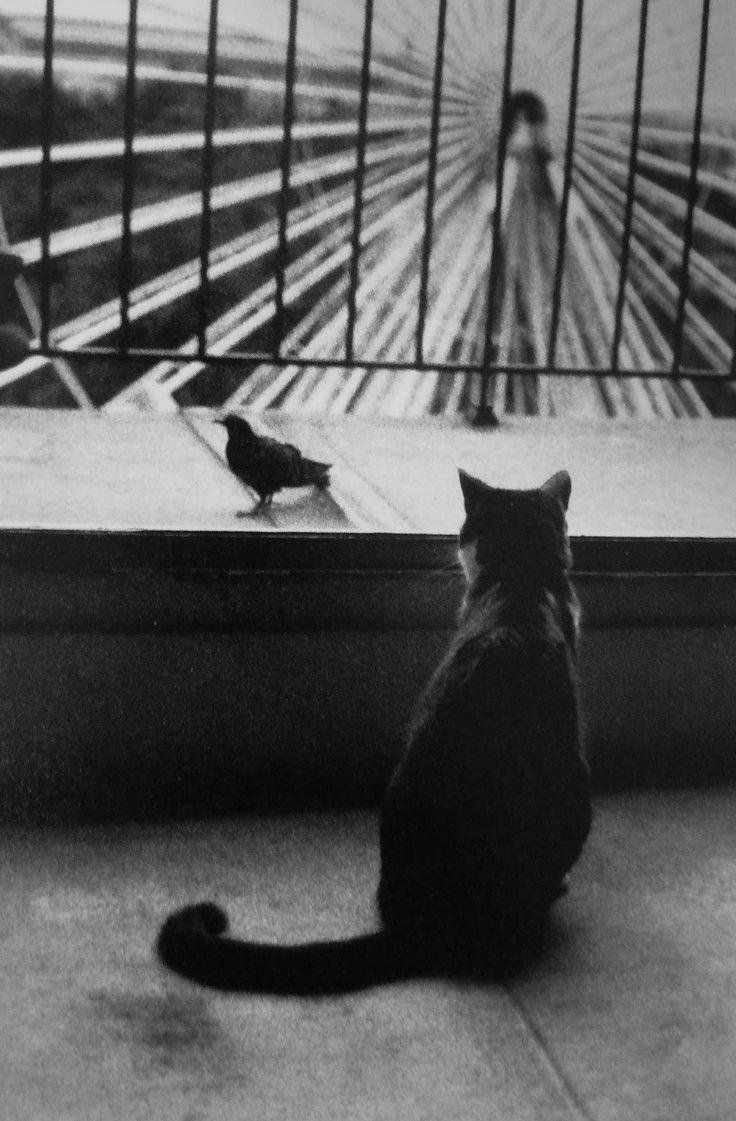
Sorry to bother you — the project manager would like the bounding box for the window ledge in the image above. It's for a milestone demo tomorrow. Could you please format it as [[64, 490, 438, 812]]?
[[1, 409, 735, 819]]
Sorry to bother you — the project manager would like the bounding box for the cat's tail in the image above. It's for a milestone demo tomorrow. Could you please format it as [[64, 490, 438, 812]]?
[[156, 902, 420, 995]]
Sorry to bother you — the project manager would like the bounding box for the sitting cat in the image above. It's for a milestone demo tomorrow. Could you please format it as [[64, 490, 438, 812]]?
[[157, 468, 591, 993]]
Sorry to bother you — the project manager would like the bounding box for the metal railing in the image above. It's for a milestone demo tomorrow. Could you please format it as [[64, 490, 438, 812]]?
[[0, 0, 734, 418]]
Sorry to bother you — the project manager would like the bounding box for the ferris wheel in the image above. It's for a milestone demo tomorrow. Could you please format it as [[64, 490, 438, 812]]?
[[0, 0, 735, 419]]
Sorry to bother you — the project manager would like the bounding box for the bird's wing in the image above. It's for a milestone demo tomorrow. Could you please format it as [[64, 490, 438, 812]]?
[[259, 435, 301, 469], [228, 430, 330, 493]]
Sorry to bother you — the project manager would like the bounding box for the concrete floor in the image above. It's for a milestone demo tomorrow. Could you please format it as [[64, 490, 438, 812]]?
[[4, 791, 736, 1121]]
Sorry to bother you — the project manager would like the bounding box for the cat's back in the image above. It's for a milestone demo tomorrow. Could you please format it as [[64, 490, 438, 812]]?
[[386, 587, 583, 830], [380, 586, 590, 926], [422, 588, 577, 739]]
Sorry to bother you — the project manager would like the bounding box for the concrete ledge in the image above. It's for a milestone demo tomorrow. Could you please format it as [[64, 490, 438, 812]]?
[[0, 409, 734, 821]]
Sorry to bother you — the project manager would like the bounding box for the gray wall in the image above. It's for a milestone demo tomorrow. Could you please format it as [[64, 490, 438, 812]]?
[[1, 570, 734, 822]]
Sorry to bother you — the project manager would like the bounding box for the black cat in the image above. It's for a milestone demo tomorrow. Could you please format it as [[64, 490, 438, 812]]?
[[157, 469, 591, 993]]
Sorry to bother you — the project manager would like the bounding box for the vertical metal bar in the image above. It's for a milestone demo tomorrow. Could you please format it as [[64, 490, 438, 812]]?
[[119, 0, 139, 355], [38, 0, 55, 350], [546, 0, 585, 370], [198, 0, 219, 359], [415, 0, 448, 367], [673, 0, 709, 377], [477, 0, 516, 422], [610, 0, 649, 374], [345, 0, 374, 364], [273, 0, 299, 358]]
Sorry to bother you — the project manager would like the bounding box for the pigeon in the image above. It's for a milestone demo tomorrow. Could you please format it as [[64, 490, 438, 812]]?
[[216, 413, 331, 511]]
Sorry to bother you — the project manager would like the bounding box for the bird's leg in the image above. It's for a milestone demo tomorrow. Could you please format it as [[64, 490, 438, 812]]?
[[248, 493, 273, 514]]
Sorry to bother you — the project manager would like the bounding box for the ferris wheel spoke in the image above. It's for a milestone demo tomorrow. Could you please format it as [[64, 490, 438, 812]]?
[[0, 113, 448, 172], [577, 118, 736, 156], [382, 214, 474, 415], [423, 204, 489, 363], [569, 175, 677, 366], [369, 2, 418, 48], [495, 205, 522, 366], [563, 253, 660, 414], [622, 283, 674, 368], [300, 278, 418, 419], [437, 285, 484, 418], [361, 315, 422, 414], [575, 143, 736, 255], [326, 164, 479, 415], [357, 57, 434, 97], [577, 28, 710, 111], [573, 164, 729, 369], [563, 222, 619, 363], [569, 137, 721, 383], [107, 201, 362, 405], [333, 152, 477, 349], [339, 285, 421, 415], [13, 136, 439, 264], [359, 315, 421, 414], [56, 175, 372, 350], [549, 318, 609, 420], [574, 201, 663, 371], [330, 274, 427, 414], [577, 129, 736, 205], [57, 167, 391, 350], [574, 151, 736, 313], [517, 209, 553, 370], [221, 180, 439, 411], [266, 245, 398, 413], [155, 203, 406, 405], [0, 53, 259, 92], [160, 243, 351, 401], [445, 0, 482, 63], [616, 186, 736, 313], [232, 268, 357, 411]]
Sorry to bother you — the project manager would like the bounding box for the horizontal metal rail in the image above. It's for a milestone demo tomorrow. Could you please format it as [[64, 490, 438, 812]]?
[[34, 345, 733, 381]]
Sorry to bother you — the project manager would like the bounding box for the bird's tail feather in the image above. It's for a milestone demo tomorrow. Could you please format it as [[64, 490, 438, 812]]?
[[299, 458, 331, 487], [157, 902, 420, 995]]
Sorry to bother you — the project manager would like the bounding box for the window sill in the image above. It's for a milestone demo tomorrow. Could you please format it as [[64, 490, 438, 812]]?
[[0, 408, 735, 821]]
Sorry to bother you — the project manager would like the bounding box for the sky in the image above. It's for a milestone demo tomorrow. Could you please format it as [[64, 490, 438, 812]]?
[[1, 0, 735, 117], [0, 0, 355, 48]]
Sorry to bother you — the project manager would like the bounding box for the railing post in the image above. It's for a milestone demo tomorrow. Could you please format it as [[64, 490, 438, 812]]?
[[474, 215, 502, 428], [273, 0, 299, 358], [473, 0, 517, 429], [198, 0, 220, 361]]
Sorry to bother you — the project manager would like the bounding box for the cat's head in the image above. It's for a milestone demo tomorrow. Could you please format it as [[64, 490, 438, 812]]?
[[457, 469, 572, 592]]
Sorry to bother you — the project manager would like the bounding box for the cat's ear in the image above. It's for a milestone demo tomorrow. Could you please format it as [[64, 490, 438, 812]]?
[[541, 470, 572, 511], [458, 469, 490, 512]]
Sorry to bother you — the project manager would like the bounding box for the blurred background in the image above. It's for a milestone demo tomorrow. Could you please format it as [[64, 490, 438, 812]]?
[[0, 0, 734, 420]]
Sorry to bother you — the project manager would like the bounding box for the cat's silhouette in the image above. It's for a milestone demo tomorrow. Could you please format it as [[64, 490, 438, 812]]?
[[157, 469, 591, 993]]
